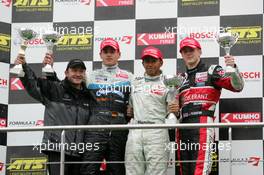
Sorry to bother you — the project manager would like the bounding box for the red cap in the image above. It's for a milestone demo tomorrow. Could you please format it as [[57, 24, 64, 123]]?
[[141, 46, 163, 60], [179, 37, 201, 52], [100, 38, 120, 51]]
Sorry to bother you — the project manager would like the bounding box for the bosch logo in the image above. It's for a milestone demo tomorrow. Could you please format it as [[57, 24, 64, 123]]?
[[240, 72, 260, 79]]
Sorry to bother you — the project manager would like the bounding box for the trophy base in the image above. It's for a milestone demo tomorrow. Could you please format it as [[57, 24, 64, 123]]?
[[10, 67, 25, 77], [42, 67, 55, 77], [165, 113, 179, 124]]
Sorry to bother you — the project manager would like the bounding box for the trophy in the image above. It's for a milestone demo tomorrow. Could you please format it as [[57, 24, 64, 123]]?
[[163, 74, 186, 123], [42, 30, 62, 76], [10, 28, 37, 77], [216, 27, 239, 74]]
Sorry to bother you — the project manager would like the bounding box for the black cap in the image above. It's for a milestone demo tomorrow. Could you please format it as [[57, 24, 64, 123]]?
[[66, 59, 86, 70]]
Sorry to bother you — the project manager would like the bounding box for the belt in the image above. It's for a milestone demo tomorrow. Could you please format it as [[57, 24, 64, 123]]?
[[133, 120, 156, 124], [182, 110, 215, 118], [97, 111, 124, 118]]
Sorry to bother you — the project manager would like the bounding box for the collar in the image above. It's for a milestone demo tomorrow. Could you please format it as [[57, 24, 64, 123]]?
[[102, 64, 119, 73], [186, 61, 204, 75], [63, 78, 86, 93], [144, 71, 163, 82]]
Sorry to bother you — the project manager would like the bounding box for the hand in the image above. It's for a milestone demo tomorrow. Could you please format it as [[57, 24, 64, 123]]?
[[15, 54, 26, 65], [224, 55, 235, 68], [168, 101, 180, 113], [127, 105, 133, 118], [43, 53, 54, 66]]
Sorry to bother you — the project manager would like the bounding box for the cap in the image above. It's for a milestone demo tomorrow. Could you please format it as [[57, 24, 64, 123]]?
[[100, 38, 120, 51], [66, 59, 86, 70], [179, 37, 201, 52], [141, 46, 163, 61]]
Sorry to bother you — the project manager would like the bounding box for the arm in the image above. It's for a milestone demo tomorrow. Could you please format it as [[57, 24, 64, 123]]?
[[16, 55, 57, 104], [209, 55, 244, 92]]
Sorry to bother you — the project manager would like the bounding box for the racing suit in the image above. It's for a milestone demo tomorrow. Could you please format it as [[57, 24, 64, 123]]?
[[80, 64, 133, 175], [125, 73, 170, 175], [176, 61, 244, 175]]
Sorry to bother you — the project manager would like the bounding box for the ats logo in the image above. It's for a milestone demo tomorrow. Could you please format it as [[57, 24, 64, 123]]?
[[181, 0, 218, 6], [96, 0, 134, 7], [221, 112, 261, 123], [1, 0, 11, 7], [57, 34, 93, 51], [137, 32, 175, 46], [13, 0, 52, 12], [228, 26, 262, 44], [0, 33, 11, 52], [7, 157, 47, 172]]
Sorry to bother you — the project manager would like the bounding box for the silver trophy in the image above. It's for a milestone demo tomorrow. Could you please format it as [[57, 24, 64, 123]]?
[[10, 28, 37, 77], [42, 31, 62, 76], [216, 27, 239, 74], [163, 74, 186, 123]]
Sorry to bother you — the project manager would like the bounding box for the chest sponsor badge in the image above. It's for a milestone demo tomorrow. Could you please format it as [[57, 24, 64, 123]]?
[[195, 72, 208, 83]]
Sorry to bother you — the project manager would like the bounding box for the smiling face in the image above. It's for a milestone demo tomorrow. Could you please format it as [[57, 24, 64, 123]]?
[[142, 56, 163, 76], [180, 47, 201, 69], [100, 46, 120, 66], [65, 67, 86, 89]]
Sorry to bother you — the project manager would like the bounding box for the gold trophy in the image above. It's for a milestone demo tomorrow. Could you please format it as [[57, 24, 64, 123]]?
[[42, 30, 62, 76], [10, 28, 37, 77]]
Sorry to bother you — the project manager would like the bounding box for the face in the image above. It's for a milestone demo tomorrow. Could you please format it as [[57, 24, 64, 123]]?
[[65, 67, 86, 87], [142, 56, 163, 76], [180, 47, 201, 68], [100, 46, 120, 66]]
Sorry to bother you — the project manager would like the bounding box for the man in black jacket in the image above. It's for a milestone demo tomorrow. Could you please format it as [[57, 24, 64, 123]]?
[[15, 54, 91, 175]]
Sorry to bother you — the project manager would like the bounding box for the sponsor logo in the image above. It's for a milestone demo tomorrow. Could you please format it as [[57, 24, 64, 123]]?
[[184, 94, 209, 102], [1, 0, 11, 7], [0, 162, 4, 171], [10, 78, 25, 91], [228, 26, 262, 44], [137, 32, 176, 46], [7, 157, 47, 172], [248, 157, 261, 166], [0, 78, 8, 88], [96, 89, 124, 98], [55, 0, 91, 5], [221, 112, 261, 123], [96, 0, 134, 7], [189, 32, 215, 40], [181, 0, 218, 6], [95, 36, 133, 45], [13, 0, 52, 12], [0, 118, 7, 127], [240, 71, 261, 81], [195, 72, 208, 83], [0, 33, 11, 52], [57, 34, 93, 51], [8, 120, 44, 127], [211, 152, 218, 172], [220, 156, 261, 167]]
